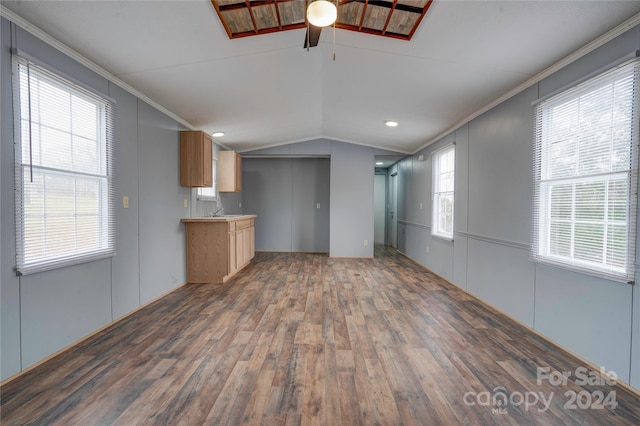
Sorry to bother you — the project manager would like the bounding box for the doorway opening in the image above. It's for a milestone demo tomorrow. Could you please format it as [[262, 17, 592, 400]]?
[[374, 155, 404, 249]]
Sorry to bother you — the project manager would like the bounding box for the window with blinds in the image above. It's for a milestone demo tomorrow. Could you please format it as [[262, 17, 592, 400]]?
[[432, 144, 455, 240], [532, 58, 639, 283], [13, 56, 115, 276]]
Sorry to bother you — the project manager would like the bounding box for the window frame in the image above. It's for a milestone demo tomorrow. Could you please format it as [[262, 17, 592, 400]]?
[[532, 58, 639, 283], [432, 143, 455, 241], [13, 55, 115, 276]]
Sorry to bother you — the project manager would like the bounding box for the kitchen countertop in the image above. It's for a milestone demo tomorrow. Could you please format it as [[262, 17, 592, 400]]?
[[181, 215, 256, 223]]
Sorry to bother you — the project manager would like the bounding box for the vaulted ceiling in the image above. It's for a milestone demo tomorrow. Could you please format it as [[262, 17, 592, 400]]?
[[2, 1, 640, 154]]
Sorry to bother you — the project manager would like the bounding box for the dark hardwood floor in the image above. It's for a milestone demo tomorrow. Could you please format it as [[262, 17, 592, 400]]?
[[2, 246, 639, 425]]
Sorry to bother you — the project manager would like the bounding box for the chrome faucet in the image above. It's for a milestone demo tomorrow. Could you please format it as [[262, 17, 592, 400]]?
[[212, 206, 224, 217]]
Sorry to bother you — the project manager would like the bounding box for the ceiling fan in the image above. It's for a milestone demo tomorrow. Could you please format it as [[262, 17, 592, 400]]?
[[304, 0, 337, 49]]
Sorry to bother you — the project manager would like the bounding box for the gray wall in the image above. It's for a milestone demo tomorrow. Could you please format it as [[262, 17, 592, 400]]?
[[243, 139, 404, 257], [137, 101, 190, 303], [242, 158, 330, 252], [0, 17, 189, 380], [394, 26, 640, 389]]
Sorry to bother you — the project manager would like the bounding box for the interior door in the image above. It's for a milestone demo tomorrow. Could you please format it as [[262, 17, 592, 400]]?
[[374, 174, 386, 244], [390, 172, 398, 248]]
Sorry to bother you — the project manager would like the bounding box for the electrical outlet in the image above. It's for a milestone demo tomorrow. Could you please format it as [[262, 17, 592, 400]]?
[[123, 196, 129, 209], [426, 245, 430, 253], [364, 240, 369, 246], [183, 198, 188, 208], [317, 203, 321, 209], [420, 202, 423, 210], [239, 201, 242, 208]]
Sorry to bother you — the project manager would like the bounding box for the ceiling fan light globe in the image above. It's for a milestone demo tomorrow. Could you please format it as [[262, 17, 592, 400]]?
[[307, 1, 337, 27]]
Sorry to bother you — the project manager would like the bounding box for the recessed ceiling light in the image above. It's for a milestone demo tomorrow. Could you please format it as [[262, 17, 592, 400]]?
[[376, 162, 384, 165], [212, 132, 225, 137], [385, 120, 398, 127]]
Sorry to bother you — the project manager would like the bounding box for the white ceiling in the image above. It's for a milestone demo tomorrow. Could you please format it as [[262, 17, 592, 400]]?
[[3, 1, 640, 154]]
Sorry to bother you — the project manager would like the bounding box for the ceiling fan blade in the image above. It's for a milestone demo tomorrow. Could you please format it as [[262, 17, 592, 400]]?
[[304, 24, 322, 48]]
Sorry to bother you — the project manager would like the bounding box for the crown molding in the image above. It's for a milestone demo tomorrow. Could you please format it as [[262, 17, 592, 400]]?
[[0, 5, 195, 131]]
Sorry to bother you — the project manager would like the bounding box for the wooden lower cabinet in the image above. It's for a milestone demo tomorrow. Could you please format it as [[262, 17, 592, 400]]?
[[182, 216, 255, 283]]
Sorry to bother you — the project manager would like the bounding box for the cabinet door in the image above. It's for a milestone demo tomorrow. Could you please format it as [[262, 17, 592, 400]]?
[[242, 228, 251, 264], [180, 131, 212, 187], [234, 152, 242, 192], [202, 133, 213, 186], [219, 151, 242, 192], [250, 224, 255, 259], [229, 229, 237, 274], [236, 228, 244, 269]]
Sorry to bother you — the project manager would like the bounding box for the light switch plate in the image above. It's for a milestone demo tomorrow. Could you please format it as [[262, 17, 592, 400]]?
[[123, 196, 129, 209]]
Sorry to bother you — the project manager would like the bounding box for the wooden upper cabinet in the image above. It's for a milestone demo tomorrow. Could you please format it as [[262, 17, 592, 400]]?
[[218, 150, 242, 192], [180, 130, 213, 187]]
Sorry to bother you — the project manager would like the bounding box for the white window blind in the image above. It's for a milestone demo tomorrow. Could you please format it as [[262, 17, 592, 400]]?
[[532, 59, 639, 283], [432, 144, 455, 239], [13, 56, 115, 275]]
